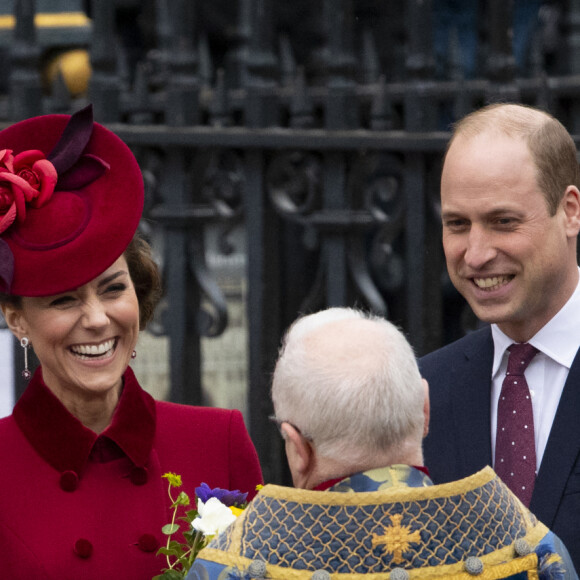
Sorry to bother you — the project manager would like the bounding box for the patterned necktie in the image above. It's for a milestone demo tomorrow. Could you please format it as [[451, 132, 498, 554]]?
[[494, 343, 538, 507]]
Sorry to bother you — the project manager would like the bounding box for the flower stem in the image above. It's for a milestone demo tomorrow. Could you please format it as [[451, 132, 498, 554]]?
[[165, 483, 178, 569], [182, 530, 204, 569]]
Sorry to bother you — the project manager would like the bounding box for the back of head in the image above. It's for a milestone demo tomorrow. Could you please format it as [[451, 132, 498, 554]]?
[[271, 308, 425, 466], [448, 103, 580, 216]]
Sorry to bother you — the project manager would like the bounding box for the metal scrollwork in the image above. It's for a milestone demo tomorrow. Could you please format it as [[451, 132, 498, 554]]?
[[426, 157, 443, 224], [139, 148, 165, 216], [266, 151, 322, 217], [349, 152, 405, 309], [136, 147, 170, 338], [364, 172, 403, 225], [347, 235, 388, 314], [199, 149, 245, 219], [298, 261, 327, 314], [264, 150, 407, 315], [197, 148, 245, 256], [188, 237, 229, 338], [368, 227, 405, 294]]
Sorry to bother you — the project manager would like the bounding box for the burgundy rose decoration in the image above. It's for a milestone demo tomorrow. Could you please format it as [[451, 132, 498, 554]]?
[[0, 104, 109, 237], [0, 148, 58, 234]]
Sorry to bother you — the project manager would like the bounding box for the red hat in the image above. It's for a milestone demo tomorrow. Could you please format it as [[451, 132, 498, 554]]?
[[0, 105, 144, 296]]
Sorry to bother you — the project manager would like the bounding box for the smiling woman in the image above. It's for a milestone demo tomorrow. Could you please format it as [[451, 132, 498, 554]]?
[[2, 255, 141, 433], [0, 106, 262, 579]]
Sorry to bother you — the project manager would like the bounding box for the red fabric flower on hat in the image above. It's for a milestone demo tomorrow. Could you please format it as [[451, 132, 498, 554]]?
[[0, 148, 57, 234]]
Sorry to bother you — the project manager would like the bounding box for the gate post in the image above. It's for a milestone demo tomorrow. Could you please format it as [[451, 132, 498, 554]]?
[[9, 0, 42, 119], [404, 0, 436, 355], [161, 0, 202, 406], [243, 0, 283, 483], [89, 0, 120, 121]]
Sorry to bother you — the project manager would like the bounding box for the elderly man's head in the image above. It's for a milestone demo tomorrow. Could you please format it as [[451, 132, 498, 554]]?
[[271, 308, 429, 489]]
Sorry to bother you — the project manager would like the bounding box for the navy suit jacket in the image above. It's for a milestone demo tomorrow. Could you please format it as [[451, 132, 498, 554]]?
[[420, 326, 580, 570]]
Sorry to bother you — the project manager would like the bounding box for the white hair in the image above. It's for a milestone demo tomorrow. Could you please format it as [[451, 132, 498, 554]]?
[[271, 307, 425, 465]]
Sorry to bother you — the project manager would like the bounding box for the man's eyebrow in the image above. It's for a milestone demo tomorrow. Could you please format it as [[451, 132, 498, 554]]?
[[442, 207, 521, 220], [441, 210, 465, 220], [485, 207, 521, 216]]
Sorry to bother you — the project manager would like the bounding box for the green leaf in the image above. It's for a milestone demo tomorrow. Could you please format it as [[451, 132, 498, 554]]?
[[162, 523, 180, 535], [157, 547, 181, 558], [153, 570, 184, 580], [175, 491, 190, 506], [167, 540, 185, 553], [184, 509, 199, 521]]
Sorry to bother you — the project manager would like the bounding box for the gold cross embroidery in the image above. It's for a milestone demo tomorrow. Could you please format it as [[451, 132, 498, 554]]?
[[371, 514, 421, 564]]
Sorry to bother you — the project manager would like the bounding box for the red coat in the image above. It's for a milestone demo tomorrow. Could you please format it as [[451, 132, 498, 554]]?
[[0, 367, 263, 579]]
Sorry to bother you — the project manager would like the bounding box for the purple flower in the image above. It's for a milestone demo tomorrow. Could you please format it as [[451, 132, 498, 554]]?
[[195, 483, 248, 507]]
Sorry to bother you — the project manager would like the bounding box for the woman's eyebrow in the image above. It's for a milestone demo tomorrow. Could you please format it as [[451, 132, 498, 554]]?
[[97, 270, 127, 289]]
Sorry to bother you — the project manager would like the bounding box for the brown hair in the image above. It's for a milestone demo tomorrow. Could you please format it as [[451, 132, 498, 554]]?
[[123, 233, 163, 329], [0, 292, 20, 309], [0, 233, 162, 329], [447, 103, 580, 216]]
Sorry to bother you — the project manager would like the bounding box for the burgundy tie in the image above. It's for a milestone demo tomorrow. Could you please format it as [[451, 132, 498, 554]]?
[[494, 343, 538, 507]]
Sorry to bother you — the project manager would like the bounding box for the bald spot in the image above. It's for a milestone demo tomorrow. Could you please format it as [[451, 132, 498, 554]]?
[[301, 318, 388, 374], [452, 103, 548, 144]]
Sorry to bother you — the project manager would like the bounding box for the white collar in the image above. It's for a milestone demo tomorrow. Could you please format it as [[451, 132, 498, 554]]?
[[491, 268, 580, 377]]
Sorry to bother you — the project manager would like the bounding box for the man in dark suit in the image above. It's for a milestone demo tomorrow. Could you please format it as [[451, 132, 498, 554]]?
[[421, 102, 580, 568]]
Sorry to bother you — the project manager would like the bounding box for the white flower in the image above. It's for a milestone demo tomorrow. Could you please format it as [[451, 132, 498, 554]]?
[[192, 497, 237, 537]]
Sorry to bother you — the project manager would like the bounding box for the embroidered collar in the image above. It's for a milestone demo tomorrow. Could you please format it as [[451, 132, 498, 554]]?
[[329, 465, 433, 493], [314, 465, 431, 492], [13, 366, 156, 476]]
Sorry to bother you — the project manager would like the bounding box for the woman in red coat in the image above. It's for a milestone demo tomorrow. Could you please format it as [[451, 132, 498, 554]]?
[[0, 106, 262, 579]]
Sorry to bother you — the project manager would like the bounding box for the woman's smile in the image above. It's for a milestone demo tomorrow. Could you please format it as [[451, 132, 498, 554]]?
[[69, 338, 117, 360]]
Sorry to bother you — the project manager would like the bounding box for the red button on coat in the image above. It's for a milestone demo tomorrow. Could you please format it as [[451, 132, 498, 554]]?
[[130, 466, 148, 485], [60, 470, 79, 492], [73, 538, 93, 559], [137, 533, 159, 553]]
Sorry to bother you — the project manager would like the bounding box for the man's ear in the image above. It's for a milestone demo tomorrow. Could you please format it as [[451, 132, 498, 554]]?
[[562, 186, 580, 238], [422, 378, 430, 438], [1, 303, 27, 341], [281, 422, 314, 488]]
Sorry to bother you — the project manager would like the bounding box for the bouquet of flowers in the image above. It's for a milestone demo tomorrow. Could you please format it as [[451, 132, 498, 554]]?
[[153, 473, 249, 580]]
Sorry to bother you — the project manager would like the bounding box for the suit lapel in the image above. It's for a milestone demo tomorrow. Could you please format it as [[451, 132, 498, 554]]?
[[452, 327, 494, 476], [531, 347, 580, 526]]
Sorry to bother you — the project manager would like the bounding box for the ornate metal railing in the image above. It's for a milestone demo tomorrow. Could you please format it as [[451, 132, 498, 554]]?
[[4, 0, 580, 482]]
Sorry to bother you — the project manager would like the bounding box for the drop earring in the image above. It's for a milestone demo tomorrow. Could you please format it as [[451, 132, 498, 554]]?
[[21, 337, 31, 380], [131, 349, 137, 359]]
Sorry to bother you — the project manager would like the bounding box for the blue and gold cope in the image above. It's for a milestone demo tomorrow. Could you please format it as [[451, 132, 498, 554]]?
[[188, 466, 575, 580]]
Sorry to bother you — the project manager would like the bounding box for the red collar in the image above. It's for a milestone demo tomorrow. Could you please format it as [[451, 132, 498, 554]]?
[[413, 465, 430, 477], [13, 366, 156, 476]]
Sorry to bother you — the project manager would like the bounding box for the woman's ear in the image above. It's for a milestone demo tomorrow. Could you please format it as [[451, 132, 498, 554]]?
[[1, 303, 27, 340]]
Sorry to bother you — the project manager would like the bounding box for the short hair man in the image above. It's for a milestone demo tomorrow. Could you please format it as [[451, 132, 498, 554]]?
[[420, 103, 580, 568], [189, 307, 577, 579]]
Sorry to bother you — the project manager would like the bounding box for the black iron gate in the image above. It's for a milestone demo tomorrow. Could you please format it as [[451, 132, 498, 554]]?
[[4, 0, 580, 483]]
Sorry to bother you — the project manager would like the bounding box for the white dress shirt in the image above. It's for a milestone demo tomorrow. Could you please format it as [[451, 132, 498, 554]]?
[[490, 271, 580, 472]]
